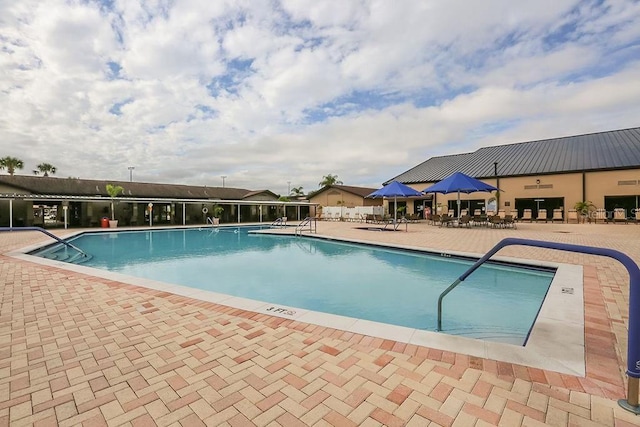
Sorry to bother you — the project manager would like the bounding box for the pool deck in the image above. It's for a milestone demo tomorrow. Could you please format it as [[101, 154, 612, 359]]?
[[1, 221, 640, 426]]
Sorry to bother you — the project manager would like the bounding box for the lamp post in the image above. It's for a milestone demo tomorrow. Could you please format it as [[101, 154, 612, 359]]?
[[221, 175, 227, 188], [128, 166, 135, 182], [494, 162, 499, 207]]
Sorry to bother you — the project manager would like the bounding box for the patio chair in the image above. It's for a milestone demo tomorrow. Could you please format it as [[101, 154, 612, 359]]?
[[536, 209, 547, 223], [472, 214, 487, 227], [594, 208, 607, 223], [567, 209, 578, 223], [520, 209, 532, 222], [497, 210, 506, 219], [504, 215, 516, 229], [407, 213, 420, 222], [489, 215, 505, 228], [460, 209, 468, 217], [440, 215, 455, 227], [551, 209, 563, 223], [458, 215, 472, 228], [613, 208, 628, 224]]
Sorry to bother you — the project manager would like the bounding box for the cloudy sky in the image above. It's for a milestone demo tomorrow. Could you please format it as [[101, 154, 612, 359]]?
[[1, 0, 639, 194]]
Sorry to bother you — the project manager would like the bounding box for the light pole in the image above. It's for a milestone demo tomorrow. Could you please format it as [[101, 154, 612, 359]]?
[[493, 162, 499, 207], [221, 175, 227, 187], [128, 166, 135, 182]]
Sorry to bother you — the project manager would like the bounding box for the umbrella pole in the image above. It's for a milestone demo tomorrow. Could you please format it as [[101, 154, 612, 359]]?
[[457, 191, 461, 219], [394, 196, 397, 223]]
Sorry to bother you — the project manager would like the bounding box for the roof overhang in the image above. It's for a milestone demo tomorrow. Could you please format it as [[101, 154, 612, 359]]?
[[0, 194, 316, 206]]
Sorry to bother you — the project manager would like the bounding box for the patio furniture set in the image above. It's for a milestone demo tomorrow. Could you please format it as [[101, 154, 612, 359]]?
[[428, 213, 516, 228]]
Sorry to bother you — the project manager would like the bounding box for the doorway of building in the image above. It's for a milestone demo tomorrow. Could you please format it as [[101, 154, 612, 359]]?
[[514, 197, 564, 219], [605, 195, 639, 219], [447, 199, 486, 217]]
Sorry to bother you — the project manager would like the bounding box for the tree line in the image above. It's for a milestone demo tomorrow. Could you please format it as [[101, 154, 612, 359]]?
[[279, 174, 343, 201], [0, 158, 345, 198], [0, 156, 57, 176]]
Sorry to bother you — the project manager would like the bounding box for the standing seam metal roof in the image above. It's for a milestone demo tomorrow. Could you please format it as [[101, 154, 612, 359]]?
[[0, 175, 274, 200], [387, 127, 640, 184]]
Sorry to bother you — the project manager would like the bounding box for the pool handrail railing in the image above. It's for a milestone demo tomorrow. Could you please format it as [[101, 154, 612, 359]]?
[[295, 216, 317, 235], [436, 237, 640, 414], [270, 217, 287, 227], [0, 226, 88, 258]]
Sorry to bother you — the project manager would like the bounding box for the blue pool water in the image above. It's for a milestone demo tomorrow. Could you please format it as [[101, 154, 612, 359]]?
[[33, 227, 554, 344]]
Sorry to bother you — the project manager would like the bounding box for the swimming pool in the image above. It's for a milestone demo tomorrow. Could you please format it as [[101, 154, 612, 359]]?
[[32, 226, 554, 345]]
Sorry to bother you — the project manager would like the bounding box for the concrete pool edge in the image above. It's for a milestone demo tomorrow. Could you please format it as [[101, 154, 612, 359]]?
[[11, 230, 585, 377], [273, 232, 586, 376]]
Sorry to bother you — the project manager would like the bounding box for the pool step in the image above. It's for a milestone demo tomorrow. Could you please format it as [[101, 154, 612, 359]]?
[[445, 326, 527, 344], [68, 252, 93, 264]]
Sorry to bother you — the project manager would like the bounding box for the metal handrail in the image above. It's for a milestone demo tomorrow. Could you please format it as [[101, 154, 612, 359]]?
[[270, 217, 286, 227], [435, 237, 640, 414], [295, 216, 317, 235], [0, 226, 88, 258]]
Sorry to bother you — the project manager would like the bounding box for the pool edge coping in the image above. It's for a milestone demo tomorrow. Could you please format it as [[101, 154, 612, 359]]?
[[9, 228, 585, 377]]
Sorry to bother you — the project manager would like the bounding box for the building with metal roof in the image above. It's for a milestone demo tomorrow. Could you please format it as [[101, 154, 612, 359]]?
[[386, 127, 640, 221]]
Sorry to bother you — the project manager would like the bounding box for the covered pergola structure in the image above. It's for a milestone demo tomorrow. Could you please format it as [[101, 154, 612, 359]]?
[[0, 193, 314, 229]]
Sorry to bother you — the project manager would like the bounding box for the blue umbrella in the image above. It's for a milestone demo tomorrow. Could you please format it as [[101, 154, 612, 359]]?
[[422, 172, 498, 218], [366, 181, 424, 222]]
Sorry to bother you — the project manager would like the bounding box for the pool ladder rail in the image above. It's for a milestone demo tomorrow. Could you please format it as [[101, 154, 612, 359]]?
[[0, 226, 89, 259], [295, 216, 317, 235], [435, 237, 640, 415], [270, 217, 287, 227]]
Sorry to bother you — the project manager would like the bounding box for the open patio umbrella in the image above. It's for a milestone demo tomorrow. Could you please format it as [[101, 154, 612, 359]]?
[[366, 181, 424, 223], [422, 172, 499, 218]]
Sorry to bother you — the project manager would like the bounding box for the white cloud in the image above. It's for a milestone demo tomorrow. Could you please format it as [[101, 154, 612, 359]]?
[[0, 0, 639, 193]]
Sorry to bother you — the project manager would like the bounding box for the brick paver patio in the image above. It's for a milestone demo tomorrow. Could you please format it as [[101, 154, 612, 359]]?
[[2, 221, 640, 426]]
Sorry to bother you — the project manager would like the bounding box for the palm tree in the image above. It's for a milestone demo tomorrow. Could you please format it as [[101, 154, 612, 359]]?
[[106, 184, 124, 221], [574, 200, 595, 223], [0, 156, 24, 175], [290, 186, 304, 196], [33, 163, 57, 176], [319, 174, 343, 187]]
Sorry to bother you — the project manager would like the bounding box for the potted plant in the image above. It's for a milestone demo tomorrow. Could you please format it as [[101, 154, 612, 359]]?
[[212, 205, 224, 225], [574, 200, 595, 223], [106, 184, 124, 227]]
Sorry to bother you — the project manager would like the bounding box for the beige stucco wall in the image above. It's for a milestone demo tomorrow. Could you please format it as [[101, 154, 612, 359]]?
[[585, 169, 640, 208], [412, 169, 640, 214], [309, 189, 382, 208], [496, 173, 583, 211], [414, 170, 640, 214]]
